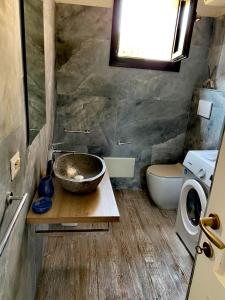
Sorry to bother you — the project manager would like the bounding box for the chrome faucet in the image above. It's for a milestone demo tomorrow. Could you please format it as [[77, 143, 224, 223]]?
[[48, 143, 77, 162]]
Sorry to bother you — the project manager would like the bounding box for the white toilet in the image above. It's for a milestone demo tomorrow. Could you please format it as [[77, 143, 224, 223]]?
[[146, 163, 184, 210]]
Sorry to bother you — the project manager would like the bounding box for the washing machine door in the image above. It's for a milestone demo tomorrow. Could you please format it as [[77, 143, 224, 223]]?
[[180, 179, 207, 237]]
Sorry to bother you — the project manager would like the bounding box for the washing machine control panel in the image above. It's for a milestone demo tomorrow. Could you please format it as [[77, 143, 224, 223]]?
[[183, 151, 217, 188]]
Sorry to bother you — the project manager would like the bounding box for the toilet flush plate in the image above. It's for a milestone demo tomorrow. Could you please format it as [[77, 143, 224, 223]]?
[[197, 100, 213, 119]]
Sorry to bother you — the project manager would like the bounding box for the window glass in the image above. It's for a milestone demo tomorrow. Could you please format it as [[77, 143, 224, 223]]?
[[178, 2, 190, 51], [118, 0, 180, 61]]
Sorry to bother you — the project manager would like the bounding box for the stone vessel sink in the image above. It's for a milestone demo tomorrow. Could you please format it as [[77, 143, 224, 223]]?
[[53, 153, 106, 194]]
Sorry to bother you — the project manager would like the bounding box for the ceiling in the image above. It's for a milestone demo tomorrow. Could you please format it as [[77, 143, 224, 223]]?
[[55, 0, 225, 17]]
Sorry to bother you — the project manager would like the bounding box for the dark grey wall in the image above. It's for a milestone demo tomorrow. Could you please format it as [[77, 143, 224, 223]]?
[[185, 16, 225, 153], [208, 15, 225, 91], [185, 88, 225, 151], [54, 4, 213, 188]]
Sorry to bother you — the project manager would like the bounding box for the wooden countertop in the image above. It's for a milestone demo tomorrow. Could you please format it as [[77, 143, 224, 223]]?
[[27, 172, 120, 224]]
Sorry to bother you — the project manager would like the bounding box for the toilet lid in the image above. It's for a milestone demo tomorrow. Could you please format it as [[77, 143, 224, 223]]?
[[147, 163, 184, 178]]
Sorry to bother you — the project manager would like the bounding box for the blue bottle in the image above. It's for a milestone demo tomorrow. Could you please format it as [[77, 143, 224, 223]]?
[[38, 176, 54, 198]]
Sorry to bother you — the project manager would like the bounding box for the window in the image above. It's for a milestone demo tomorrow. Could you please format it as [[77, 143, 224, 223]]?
[[110, 0, 198, 72]]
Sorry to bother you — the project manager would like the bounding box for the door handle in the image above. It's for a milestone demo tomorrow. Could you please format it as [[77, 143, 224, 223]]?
[[199, 214, 225, 250]]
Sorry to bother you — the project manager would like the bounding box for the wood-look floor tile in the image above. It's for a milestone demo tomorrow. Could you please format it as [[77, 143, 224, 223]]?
[[36, 190, 193, 300]]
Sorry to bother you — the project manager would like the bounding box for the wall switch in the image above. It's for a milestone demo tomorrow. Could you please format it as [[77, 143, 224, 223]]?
[[197, 100, 213, 119], [10, 151, 21, 181]]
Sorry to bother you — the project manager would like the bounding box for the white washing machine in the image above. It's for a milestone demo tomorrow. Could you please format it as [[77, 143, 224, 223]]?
[[175, 150, 218, 257]]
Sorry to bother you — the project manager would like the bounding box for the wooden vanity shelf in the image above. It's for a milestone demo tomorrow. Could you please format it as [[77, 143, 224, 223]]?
[[27, 172, 120, 225]]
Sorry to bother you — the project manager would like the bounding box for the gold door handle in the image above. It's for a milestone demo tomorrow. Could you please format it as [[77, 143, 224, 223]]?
[[199, 214, 225, 250]]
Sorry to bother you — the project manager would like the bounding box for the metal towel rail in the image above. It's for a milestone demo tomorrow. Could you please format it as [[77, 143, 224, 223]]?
[[64, 128, 91, 134], [0, 193, 28, 256]]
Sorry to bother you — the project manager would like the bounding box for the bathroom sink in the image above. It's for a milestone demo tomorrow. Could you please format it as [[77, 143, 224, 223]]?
[[53, 153, 106, 194]]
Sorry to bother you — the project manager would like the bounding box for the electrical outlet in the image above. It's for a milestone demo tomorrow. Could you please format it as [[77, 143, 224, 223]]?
[[10, 152, 21, 181]]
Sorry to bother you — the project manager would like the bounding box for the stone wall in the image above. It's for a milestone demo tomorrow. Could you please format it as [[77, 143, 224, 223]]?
[[208, 15, 225, 92], [54, 4, 213, 188], [185, 16, 225, 152], [185, 89, 225, 151]]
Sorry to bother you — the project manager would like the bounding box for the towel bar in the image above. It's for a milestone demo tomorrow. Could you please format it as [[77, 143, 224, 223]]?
[[64, 128, 91, 134], [0, 193, 28, 256]]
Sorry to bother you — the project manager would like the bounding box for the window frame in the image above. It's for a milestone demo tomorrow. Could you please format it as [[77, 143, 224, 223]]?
[[172, 0, 198, 61], [109, 0, 197, 72]]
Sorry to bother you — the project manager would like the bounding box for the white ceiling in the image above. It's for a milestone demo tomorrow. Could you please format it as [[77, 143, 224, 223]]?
[[54, 0, 113, 7], [54, 0, 225, 17]]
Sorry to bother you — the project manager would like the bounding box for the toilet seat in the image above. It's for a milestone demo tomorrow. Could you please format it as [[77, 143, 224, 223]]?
[[147, 163, 184, 178]]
